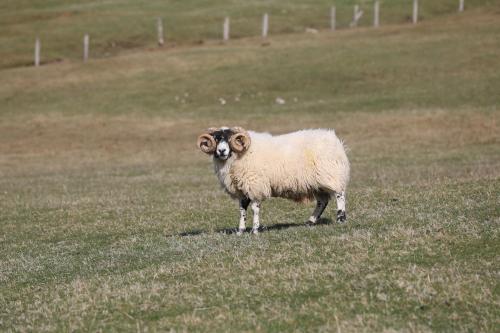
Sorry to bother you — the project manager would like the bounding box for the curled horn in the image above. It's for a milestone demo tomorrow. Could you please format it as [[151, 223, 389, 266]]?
[[229, 127, 251, 153], [197, 127, 218, 154]]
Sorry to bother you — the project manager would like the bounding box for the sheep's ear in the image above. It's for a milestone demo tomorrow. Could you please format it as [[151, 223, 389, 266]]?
[[229, 128, 251, 153]]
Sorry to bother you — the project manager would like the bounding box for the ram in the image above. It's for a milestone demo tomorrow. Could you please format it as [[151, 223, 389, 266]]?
[[197, 127, 350, 234]]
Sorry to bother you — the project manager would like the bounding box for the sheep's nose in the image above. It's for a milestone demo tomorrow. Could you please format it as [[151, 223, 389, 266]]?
[[218, 148, 227, 154]]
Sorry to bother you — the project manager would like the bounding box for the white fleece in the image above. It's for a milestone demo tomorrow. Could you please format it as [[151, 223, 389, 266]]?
[[213, 129, 350, 202]]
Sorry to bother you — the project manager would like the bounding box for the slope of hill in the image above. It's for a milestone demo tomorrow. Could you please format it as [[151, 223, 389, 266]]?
[[0, 0, 497, 68]]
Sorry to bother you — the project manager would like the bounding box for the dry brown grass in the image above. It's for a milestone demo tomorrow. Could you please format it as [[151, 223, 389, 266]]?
[[1, 108, 497, 181]]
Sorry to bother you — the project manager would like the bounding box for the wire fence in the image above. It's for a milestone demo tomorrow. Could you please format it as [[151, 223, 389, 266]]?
[[28, 0, 469, 68]]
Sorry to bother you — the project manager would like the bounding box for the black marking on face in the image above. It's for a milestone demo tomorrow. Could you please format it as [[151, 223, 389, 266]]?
[[212, 128, 234, 159], [212, 129, 234, 142]]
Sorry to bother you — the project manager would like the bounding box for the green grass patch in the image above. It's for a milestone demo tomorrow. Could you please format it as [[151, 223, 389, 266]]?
[[1, 0, 499, 68]]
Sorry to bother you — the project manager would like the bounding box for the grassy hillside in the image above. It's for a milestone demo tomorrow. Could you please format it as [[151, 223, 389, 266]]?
[[0, 3, 499, 332], [0, 0, 498, 68]]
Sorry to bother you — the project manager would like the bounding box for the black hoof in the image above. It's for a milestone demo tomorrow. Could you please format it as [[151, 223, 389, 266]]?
[[305, 218, 317, 226], [336, 210, 347, 223]]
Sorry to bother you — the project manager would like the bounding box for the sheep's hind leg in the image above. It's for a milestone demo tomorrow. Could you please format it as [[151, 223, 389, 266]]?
[[335, 191, 347, 223], [237, 198, 251, 235], [251, 201, 261, 234], [307, 193, 329, 224]]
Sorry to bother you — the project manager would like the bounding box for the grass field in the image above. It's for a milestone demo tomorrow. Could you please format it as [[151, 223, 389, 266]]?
[[1, 1, 500, 332], [1, 0, 498, 69]]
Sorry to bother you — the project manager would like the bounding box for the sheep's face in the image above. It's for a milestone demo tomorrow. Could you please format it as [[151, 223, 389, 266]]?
[[197, 127, 251, 160], [212, 128, 234, 160]]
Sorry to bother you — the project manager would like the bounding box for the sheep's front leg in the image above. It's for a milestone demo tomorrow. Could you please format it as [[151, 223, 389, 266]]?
[[237, 198, 251, 235], [307, 193, 329, 224], [251, 201, 261, 234], [336, 191, 347, 223]]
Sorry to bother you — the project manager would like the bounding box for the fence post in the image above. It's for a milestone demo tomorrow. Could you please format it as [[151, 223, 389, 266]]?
[[83, 34, 89, 62], [459, 0, 465, 12], [262, 13, 269, 38], [350, 5, 363, 27], [223, 17, 230, 41], [374, 1, 380, 27], [330, 6, 336, 31], [412, 0, 419, 24], [157, 17, 164, 46], [34, 38, 40, 67], [353, 5, 359, 27]]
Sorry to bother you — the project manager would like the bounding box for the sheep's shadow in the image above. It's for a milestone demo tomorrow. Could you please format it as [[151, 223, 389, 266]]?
[[167, 218, 333, 237]]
